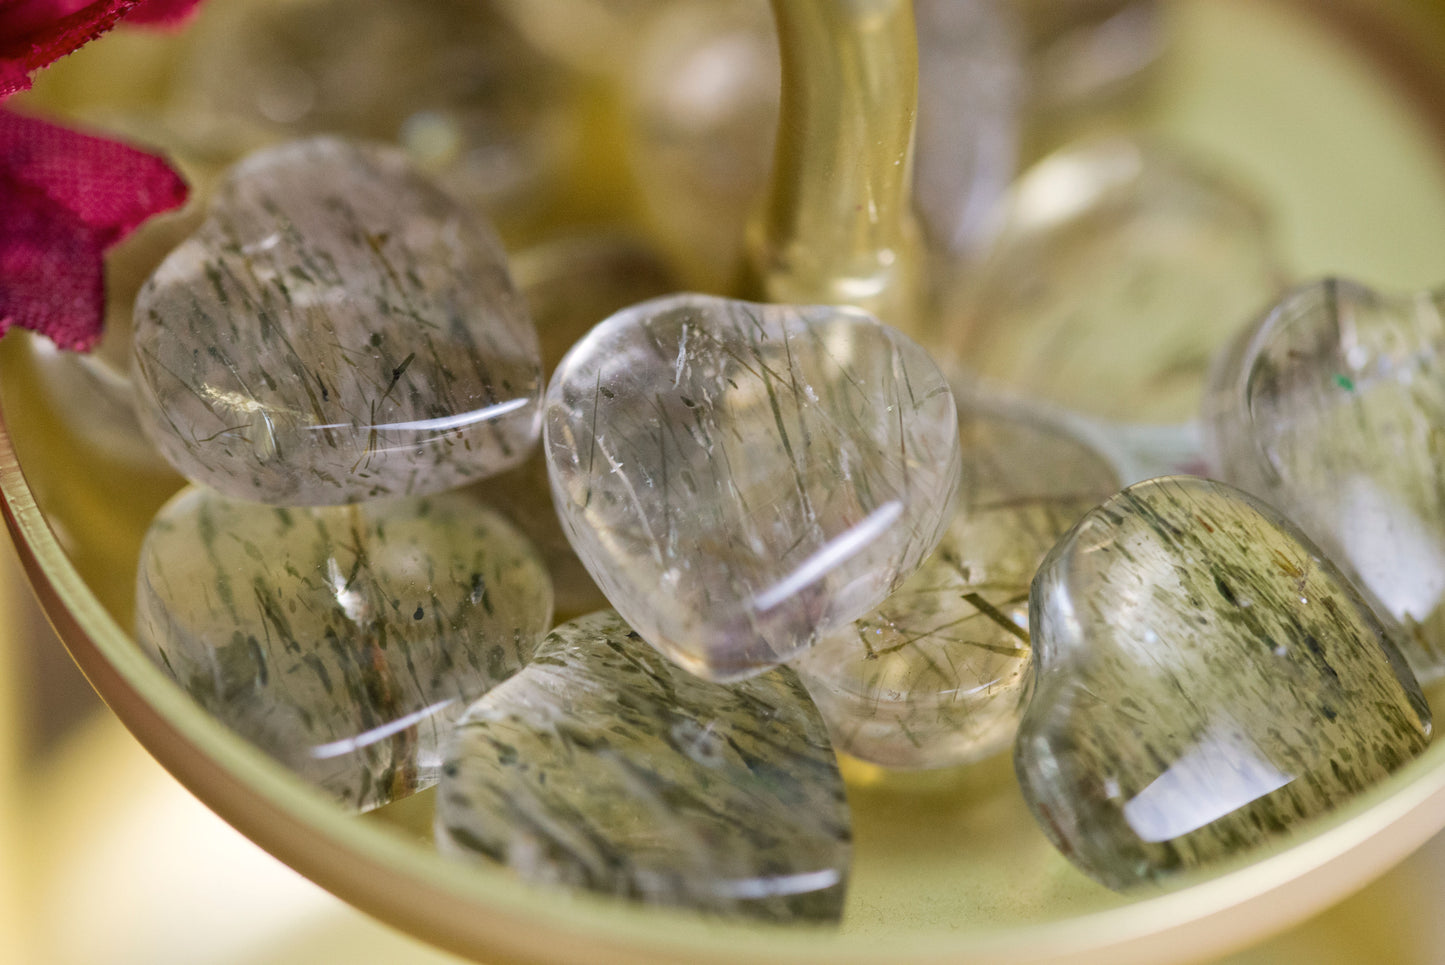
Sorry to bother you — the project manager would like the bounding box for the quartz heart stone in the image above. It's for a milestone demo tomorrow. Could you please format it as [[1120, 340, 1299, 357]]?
[[1016, 476, 1431, 891], [135, 486, 553, 812], [1207, 278, 1445, 683], [471, 234, 676, 621], [545, 294, 961, 681], [435, 609, 851, 922], [794, 408, 1118, 769], [132, 137, 543, 505], [947, 138, 1285, 423]]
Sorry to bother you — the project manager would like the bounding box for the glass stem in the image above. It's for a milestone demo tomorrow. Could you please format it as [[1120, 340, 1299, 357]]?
[[748, 0, 922, 330]]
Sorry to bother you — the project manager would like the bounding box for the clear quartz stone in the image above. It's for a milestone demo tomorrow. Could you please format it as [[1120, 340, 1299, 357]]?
[[1206, 278, 1445, 683], [135, 486, 554, 813], [947, 138, 1286, 424], [471, 233, 677, 621], [1017, 476, 1431, 891], [436, 609, 851, 922], [545, 294, 961, 682], [167, 0, 583, 240], [794, 408, 1117, 769], [132, 137, 543, 505]]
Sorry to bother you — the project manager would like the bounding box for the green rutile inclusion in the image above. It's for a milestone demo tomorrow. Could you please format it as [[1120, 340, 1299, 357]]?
[[132, 137, 543, 506], [1017, 476, 1431, 891], [135, 486, 554, 813], [436, 610, 851, 922], [794, 408, 1118, 769]]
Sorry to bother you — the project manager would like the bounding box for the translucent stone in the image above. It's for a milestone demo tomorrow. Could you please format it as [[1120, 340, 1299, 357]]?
[[167, 0, 585, 242], [1016, 476, 1431, 891], [1012, 0, 1163, 128], [510, 232, 678, 380], [914, 0, 1025, 257], [132, 138, 543, 505], [947, 138, 1286, 423], [436, 610, 851, 922], [546, 294, 961, 682], [795, 409, 1117, 769], [135, 486, 553, 813], [472, 233, 677, 621], [622, 0, 779, 291], [1206, 278, 1445, 683]]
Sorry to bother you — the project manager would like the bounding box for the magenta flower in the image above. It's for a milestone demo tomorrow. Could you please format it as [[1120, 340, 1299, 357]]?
[[0, 0, 200, 350]]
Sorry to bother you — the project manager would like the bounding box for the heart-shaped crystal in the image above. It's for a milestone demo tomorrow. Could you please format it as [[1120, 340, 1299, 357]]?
[[133, 137, 542, 505], [545, 294, 961, 681], [436, 609, 851, 922], [135, 486, 553, 812], [794, 408, 1118, 769], [1017, 476, 1431, 890], [1207, 278, 1445, 683], [946, 138, 1285, 423]]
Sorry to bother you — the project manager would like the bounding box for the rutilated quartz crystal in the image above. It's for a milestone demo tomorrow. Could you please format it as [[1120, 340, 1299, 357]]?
[[794, 408, 1118, 769], [132, 137, 543, 505], [1207, 278, 1445, 684], [545, 293, 961, 682], [436, 609, 851, 922], [135, 486, 554, 812], [947, 137, 1285, 423], [1017, 476, 1431, 890]]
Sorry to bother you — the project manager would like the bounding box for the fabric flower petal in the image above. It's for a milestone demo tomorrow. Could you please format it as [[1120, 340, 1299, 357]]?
[[0, 1, 141, 98], [0, 108, 187, 349], [0, 168, 105, 349]]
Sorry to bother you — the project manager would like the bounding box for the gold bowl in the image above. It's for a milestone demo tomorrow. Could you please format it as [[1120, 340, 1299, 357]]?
[[6, 0, 1445, 961]]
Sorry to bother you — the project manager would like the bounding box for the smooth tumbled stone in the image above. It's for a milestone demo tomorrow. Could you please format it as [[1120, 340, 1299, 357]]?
[[471, 234, 676, 620], [545, 293, 961, 681], [133, 137, 542, 505], [948, 138, 1285, 423], [1207, 278, 1445, 684], [135, 486, 553, 812], [794, 409, 1117, 769], [436, 610, 851, 922], [1016, 476, 1431, 891]]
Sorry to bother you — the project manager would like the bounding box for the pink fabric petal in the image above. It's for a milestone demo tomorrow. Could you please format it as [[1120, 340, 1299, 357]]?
[[0, 1, 140, 97], [0, 168, 105, 350], [0, 107, 187, 245], [0, 108, 187, 349]]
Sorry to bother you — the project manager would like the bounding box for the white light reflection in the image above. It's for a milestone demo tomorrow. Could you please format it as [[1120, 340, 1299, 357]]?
[[751, 501, 903, 613], [1122, 722, 1292, 843], [308, 699, 456, 760]]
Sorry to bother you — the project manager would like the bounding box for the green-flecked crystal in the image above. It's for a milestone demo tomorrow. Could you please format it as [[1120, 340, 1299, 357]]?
[[135, 486, 554, 812], [794, 408, 1118, 769], [1207, 278, 1445, 684], [436, 610, 851, 922], [1016, 476, 1431, 890], [132, 137, 543, 506]]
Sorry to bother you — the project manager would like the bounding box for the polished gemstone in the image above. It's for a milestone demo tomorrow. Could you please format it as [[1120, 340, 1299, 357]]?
[[436, 610, 851, 922], [473, 234, 677, 620], [545, 294, 961, 681], [168, 0, 583, 241], [1016, 476, 1431, 890], [1207, 278, 1445, 683], [914, 0, 1024, 256], [795, 409, 1117, 769], [948, 138, 1285, 423], [132, 138, 542, 505], [135, 486, 553, 812]]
